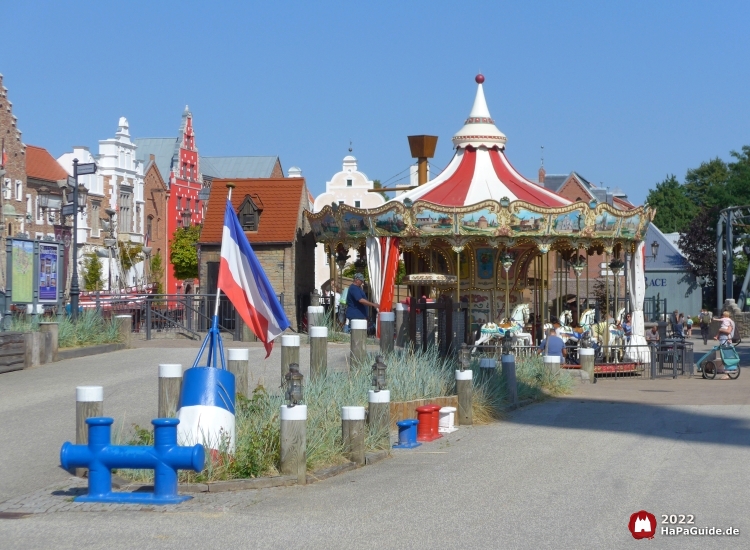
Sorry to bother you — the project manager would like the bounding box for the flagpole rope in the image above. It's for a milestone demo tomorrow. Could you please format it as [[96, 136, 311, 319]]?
[[213, 185, 234, 318]]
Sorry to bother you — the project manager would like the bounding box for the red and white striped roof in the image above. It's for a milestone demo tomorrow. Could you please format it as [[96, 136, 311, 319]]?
[[394, 75, 570, 209]]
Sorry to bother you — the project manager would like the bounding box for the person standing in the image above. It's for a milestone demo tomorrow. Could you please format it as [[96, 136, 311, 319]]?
[[538, 328, 566, 362], [686, 315, 693, 338], [714, 311, 735, 346], [345, 273, 378, 332], [699, 308, 713, 345]]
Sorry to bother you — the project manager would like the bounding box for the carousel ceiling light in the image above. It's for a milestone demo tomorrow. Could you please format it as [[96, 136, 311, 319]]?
[[589, 199, 597, 209], [500, 196, 510, 207]]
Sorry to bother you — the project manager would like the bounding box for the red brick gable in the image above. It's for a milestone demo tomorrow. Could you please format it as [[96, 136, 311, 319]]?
[[199, 178, 306, 244], [557, 175, 592, 203], [26, 145, 68, 182]]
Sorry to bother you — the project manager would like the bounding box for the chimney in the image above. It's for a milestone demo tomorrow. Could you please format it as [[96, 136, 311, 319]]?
[[407, 135, 438, 185], [538, 165, 546, 185], [150, 154, 155, 162]]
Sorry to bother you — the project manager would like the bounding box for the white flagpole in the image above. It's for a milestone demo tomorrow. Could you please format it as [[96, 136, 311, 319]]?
[[214, 183, 235, 318]]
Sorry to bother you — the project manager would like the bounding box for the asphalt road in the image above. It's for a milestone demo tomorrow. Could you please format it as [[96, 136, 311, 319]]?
[[1, 338, 749, 549]]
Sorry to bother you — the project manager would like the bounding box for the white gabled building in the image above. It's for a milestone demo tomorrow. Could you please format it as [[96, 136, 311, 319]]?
[[58, 117, 146, 288], [312, 154, 385, 291]]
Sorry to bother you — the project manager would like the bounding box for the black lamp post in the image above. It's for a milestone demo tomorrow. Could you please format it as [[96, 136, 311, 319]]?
[[70, 159, 91, 321]]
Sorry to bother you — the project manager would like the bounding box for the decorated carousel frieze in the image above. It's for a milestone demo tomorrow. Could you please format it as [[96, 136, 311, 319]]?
[[306, 74, 655, 355]]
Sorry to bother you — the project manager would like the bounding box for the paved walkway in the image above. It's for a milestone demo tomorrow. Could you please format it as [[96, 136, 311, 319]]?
[[0, 339, 748, 548]]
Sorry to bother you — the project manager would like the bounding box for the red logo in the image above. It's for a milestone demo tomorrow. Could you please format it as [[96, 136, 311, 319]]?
[[628, 510, 657, 539]]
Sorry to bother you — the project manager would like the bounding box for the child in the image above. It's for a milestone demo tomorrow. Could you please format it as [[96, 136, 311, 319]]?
[[715, 312, 734, 345], [686, 316, 693, 337]]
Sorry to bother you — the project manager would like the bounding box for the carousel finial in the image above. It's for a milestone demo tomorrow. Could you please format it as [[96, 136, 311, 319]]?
[[475, 73, 485, 84]]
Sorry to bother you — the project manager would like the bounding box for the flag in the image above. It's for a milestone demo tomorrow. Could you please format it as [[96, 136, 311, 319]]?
[[218, 199, 290, 357]]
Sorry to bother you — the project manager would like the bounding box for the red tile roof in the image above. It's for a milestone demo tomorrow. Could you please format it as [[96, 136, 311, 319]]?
[[26, 145, 68, 182], [199, 178, 306, 244]]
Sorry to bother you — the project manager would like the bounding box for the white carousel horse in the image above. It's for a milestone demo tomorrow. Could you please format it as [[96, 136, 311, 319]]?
[[472, 322, 519, 353], [591, 318, 625, 363], [500, 304, 533, 348]]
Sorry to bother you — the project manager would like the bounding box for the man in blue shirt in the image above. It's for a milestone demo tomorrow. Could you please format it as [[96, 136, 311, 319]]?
[[346, 273, 379, 331], [538, 328, 566, 362]]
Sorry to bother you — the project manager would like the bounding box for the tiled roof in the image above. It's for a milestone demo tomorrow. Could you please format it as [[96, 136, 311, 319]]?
[[199, 178, 306, 244], [134, 138, 179, 183], [26, 145, 68, 182], [201, 156, 278, 179]]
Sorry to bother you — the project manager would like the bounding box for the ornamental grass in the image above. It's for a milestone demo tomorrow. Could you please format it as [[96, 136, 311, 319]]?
[[116, 345, 573, 483], [10, 310, 122, 348]]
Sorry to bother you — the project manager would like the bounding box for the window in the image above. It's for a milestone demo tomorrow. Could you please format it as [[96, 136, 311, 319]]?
[[26, 194, 31, 218], [195, 199, 200, 213], [346, 179, 352, 187], [238, 195, 261, 232], [15, 180, 22, 201], [35, 195, 43, 224], [186, 198, 191, 213], [3, 178, 10, 200], [354, 200, 361, 208], [91, 201, 101, 237], [147, 216, 153, 240], [177, 196, 182, 210], [119, 191, 133, 233], [338, 200, 344, 205], [181, 163, 186, 178]]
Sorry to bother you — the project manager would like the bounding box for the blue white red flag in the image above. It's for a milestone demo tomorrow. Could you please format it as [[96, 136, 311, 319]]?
[[218, 199, 290, 357]]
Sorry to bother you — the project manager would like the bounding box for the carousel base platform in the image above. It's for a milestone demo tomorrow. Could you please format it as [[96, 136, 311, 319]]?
[[562, 363, 639, 375]]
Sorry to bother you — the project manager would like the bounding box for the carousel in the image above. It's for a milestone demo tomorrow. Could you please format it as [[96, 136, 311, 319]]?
[[306, 75, 654, 358]]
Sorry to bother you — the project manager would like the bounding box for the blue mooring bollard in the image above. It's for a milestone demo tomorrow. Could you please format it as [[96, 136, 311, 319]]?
[[60, 417, 204, 505], [393, 419, 421, 449]]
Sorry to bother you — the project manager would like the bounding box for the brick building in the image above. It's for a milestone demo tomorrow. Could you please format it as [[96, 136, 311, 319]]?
[[538, 168, 636, 321], [142, 157, 169, 292], [0, 73, 28, 280], [198, 178, 315, 330]]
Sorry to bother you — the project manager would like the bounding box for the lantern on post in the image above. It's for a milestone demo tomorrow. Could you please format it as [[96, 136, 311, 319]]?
[[569, 254, 586, 321], [609, 257, 625, 317], [284, 363, 304, 406], [371, 355, 387, 392], [459, 342, 470, 372], [502, 329, 514, 355], [500, 252, 514, 321]]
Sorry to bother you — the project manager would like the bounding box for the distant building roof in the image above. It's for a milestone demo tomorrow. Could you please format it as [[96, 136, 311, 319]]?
[[542, 174, 568, 192], [134, 137, 178, 183], [201, 156, 278, 179], [26, 145, 68, 182], [199, 178, 306, 245], [645, 225, 690, 271]]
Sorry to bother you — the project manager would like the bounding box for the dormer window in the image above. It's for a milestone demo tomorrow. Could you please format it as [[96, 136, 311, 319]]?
[[238, 194, 262, 232], [346, 179, 353, 187]]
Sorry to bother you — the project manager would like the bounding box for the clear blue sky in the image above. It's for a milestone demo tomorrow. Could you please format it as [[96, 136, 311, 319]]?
[[4, 1, 749, 204]]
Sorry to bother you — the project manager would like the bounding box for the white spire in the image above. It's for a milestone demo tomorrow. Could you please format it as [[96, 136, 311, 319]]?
[[452, 74, 507, 150]]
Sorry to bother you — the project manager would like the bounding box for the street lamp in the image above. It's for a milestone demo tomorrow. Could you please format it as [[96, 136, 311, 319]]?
[[609, 257, 625, 318], [501, 252, 514, 322], [569, 254, 586, 322], [284, 363, 304, 406], [651, 240, 660, 261], [181, 208, 192, 228], [371, 355, 388, 391], [70, 158, 95, 321], [104, 208, 117, 291]]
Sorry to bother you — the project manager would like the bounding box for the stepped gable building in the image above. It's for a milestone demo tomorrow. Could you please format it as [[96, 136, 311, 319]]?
[[135, 106, 282, 294], [0, 73, 27, 248], [198, 177, 315, 331]]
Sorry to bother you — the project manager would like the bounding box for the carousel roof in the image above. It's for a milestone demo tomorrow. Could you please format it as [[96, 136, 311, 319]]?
[[393, 75, 570, 209]]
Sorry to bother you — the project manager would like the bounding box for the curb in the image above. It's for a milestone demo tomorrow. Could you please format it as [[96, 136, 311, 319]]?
[[57, 343, 128, 361]]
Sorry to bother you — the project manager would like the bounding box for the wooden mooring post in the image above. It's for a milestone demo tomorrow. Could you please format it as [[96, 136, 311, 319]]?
[[341, 406, 366, 465], [227, 348, 250, 398], [350, 319, 367, 366], [75, 386, 103, 477], [158, 364, 182, 418], [579, 348, 595, 383], [501, 354, 518, 408], [280, 405, 307, 485], [456, 369, 473, 426], [379, 312, 395, 354], [309, 326, 327, 379], [368, 389, 391, 446]]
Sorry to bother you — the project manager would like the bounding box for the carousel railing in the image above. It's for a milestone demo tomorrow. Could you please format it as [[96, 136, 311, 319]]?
[[407, 296, 470, 357]]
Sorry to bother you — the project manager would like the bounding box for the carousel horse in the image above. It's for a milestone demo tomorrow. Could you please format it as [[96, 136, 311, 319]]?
[[590, 312, 626, 363], [472, 322, 518, 353], [500, 304, 533, 348]]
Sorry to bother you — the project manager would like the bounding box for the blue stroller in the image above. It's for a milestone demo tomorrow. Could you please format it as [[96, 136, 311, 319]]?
[[696, 342, 741, 380]]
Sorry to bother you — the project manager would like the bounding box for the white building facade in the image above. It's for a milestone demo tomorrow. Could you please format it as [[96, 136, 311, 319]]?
[[58, 117, 146, 289], [313, 155, 385, 291]]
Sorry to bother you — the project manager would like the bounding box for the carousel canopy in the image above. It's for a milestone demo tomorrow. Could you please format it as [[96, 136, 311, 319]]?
[[393, 75, 570, 209]]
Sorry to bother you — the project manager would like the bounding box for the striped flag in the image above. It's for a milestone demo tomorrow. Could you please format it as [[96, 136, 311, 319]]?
[[218, 199, 290, 357]]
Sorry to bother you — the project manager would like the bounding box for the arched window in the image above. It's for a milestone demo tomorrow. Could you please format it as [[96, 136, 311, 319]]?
[[146, 215, 153, 240]]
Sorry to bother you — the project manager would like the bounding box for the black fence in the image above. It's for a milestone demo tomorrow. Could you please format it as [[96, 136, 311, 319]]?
[[407, 296, 469, 357]]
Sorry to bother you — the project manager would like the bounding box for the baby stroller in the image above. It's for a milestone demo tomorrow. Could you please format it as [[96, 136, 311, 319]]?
[[696, 342, 741, 380]]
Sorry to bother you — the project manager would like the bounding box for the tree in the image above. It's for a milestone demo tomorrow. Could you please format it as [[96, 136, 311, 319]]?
[[117, 241, 143, 272], [645, 175, 697, 233], [170, 225, 201, 280], [373, 179, 389, 200], [81, 253, 103, 291], [150, 250, 165, 294], [678, 206, 718, 283], [684, 158, 728, 207]]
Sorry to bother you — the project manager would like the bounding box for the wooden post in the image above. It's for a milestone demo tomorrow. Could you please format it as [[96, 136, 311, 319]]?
[[456, 369, 473, 425], [281, 335, 300, 388], [501, 354, 518, 408], [114, 314, 132, 348], [75, 386, 103, 477], [379, 311, 395, 354], [368, 389, 391, 447], [158, 364, 182, 418], [309, 326, 327, 379], [579, 348, 595, 383], [543, 355, 560, 376], [395, 303, 407, 348], [307, 305, 325, 329], [341, 406, 366, 465], [350, 319, 367, 366], [39, 322, 59, 363], [280, 404, 307, 485], [227, 348, 250, 398]]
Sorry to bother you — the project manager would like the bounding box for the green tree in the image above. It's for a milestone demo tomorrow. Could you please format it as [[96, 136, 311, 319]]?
[[373, 179, 389, 200], [117, 241, 143, 272], [170, 225, 201, 280], [645, 175, 697, 233], [684, 157, 728, 207], [81, 253, 103, 291], [149, 250, 165, 294]]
